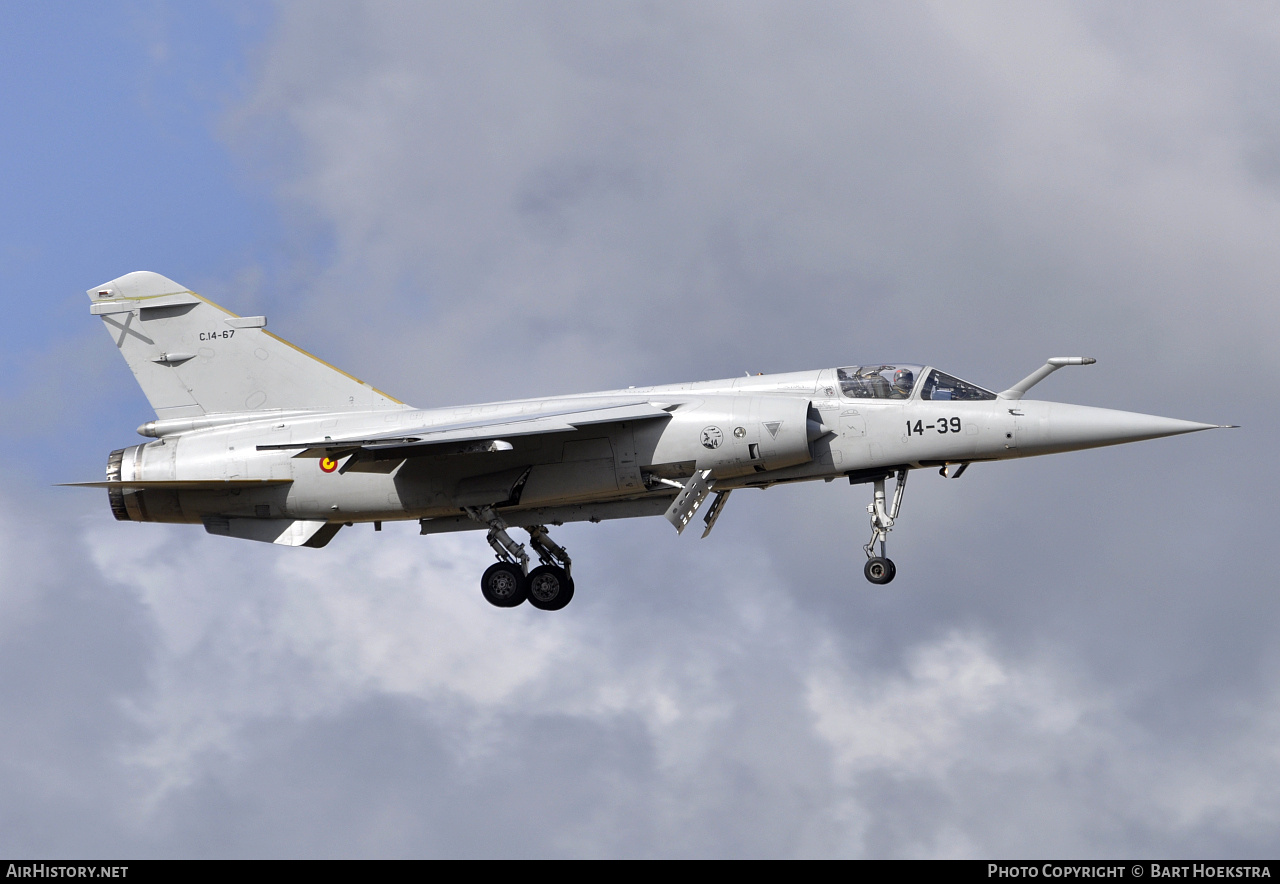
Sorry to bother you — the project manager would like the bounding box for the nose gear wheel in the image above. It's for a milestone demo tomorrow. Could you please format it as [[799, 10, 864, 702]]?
[[864, 556, 896, 585]]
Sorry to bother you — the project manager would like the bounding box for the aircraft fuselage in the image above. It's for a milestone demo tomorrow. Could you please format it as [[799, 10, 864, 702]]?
[[106, 367, 1201, 528], [76, 271, 1229, 601]]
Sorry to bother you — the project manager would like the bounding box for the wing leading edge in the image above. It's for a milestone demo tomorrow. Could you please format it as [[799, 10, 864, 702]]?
[[256, 402, 672, 460]]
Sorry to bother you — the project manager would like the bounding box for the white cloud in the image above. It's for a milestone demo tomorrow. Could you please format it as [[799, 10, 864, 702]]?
[[57, 508, 1280, 855], [202, 0, 1280, 854], [806, 630, 1280, 856], [227, 1, 1280, 416], [808, 631, 1085, 779]]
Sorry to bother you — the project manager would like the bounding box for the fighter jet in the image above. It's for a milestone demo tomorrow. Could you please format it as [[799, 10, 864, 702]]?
[[68, 271, 1233, 610]]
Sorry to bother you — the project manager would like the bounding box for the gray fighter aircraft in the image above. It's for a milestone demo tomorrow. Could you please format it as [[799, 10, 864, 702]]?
[[69, 271, 1232, 609]]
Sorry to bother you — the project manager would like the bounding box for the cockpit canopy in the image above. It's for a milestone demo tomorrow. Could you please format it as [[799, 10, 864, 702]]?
[[837, 364, 921, 399], [836, 365, 996, 401]]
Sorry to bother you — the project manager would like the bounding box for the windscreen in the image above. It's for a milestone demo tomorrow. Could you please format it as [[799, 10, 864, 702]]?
[[919, 369, 996, 401]]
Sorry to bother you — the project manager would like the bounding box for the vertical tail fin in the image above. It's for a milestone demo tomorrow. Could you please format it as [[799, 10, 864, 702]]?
[[89, 271, 404, 419]]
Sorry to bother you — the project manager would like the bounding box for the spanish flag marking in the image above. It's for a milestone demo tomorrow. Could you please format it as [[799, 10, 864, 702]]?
[[320, 456, 339, 473]]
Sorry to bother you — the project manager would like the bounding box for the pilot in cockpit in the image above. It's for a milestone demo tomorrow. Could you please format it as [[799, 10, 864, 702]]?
[[889, 368, 914, 399]]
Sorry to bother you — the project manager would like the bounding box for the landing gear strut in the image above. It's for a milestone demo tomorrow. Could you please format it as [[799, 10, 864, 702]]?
[[466, 506, 574, 610], [525, 524, 574, 611], [863, 469, 908, 585]]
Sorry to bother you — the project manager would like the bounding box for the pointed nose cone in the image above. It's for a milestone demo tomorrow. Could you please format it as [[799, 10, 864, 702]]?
[[1015, 402, 1229, 457]]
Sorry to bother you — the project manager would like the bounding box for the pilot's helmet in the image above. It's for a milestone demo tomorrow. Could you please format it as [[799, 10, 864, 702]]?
[[893, 368, 915, 393]]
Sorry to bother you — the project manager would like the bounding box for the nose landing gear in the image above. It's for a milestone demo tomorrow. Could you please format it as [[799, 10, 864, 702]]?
[[466, 506, 575, 610], [862, 469, 908, 585]]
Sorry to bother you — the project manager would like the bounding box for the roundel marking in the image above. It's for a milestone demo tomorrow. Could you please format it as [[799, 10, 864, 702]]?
[[320, 456, 339, 473], [700, 426, 724, 450]]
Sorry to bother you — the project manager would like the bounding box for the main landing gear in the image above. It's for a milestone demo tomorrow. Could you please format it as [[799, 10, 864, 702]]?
[[467, 506, 575, 611], [862, 469, 908, 585]]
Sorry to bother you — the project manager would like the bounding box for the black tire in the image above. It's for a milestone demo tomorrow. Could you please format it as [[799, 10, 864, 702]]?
[[481, 562, 527, 607], [864, 556, 896, 585], [526, 565, 574, 611]]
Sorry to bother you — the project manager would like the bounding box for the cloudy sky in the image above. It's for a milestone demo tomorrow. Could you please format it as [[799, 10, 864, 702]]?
[[2, 0, 1276, 858]]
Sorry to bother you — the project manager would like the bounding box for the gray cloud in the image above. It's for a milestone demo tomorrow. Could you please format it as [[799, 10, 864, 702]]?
[[5, 495, 1277, 856], [230, 1, 1280, 405]]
